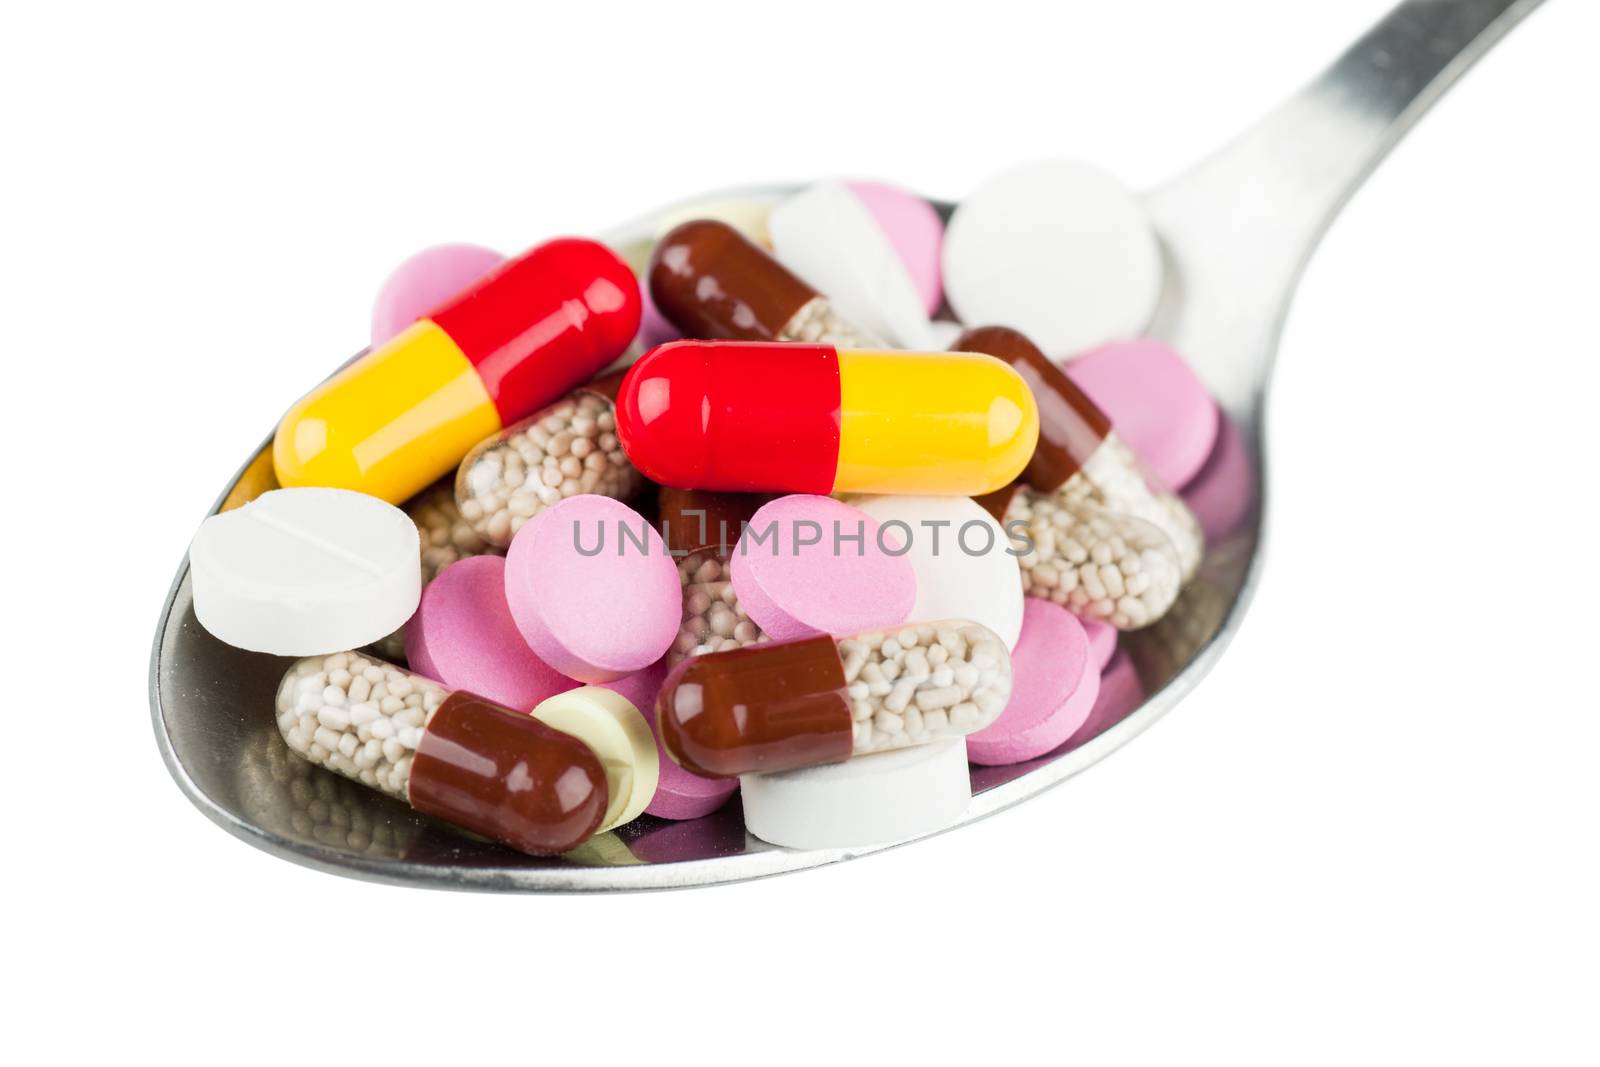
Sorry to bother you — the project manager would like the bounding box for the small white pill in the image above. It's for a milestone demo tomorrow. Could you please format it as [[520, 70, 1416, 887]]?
[[740, 738, 971, 850]]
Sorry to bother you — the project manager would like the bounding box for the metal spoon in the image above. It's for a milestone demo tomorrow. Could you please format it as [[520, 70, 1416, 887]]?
[[150, 0, 1543, 891]]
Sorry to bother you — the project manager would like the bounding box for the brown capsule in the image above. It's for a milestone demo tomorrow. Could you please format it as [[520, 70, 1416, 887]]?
[[954, 325, 1111, 493], [276, 658, 610, 855], [658, 621, 1015, 777], [649, 219, 818, 341], [409, 692, 609, 855], [657, 635, 855, 778]]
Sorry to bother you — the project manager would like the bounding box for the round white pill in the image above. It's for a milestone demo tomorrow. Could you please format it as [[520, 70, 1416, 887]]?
[[943, 159, 1162, 359], [769, 180, 937, 350], [740, 738, 971, 850], [851, 494, 1025, 650], [189, 487, 421, 656]]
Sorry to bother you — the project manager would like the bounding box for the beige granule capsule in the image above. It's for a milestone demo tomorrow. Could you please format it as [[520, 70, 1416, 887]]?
[[1060, 433, 1203, 582], [778, 295, 881, 349], [406, 478, 500, 584], [670, 549, 767, 665], [996, 487, 1183, 631], [276, 652, 447, 802], [456, 379, 642, 549], [841, 621, 1012, 756]]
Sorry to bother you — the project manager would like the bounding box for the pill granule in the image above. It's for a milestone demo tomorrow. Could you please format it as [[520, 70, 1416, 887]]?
[[1070, 433, 1204, 581], [1002, 488, 1183, 630], [672, 550, 767, 665], [276, 652, 447, 802], [840, 622, 1012, 755], [457, 388, 641, 548], [409, 479, 500, 583], [779, 295, 881, 348]]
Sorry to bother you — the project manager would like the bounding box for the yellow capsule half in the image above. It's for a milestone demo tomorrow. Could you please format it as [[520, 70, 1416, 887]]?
[[834, 348, 1040, 496], [273, 320, 502, 505]]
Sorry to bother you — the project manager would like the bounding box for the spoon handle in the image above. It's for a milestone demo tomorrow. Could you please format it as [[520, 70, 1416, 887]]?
[[1145, 0, 1544, 410]]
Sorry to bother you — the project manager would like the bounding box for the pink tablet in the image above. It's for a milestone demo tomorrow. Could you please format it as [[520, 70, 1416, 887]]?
[[1083, 617, 1118, 672], [504, 496, 681, 683], [404, 555, 575, 710], [1064, 650, 1146, 750], [370, 243, 505, 347], [730, 495, 915, 641], [1066, 338, 1220, 491], [845, 180, 945, 316], [1181, 412, 1256, 544], [967, 598, 1100, 766]]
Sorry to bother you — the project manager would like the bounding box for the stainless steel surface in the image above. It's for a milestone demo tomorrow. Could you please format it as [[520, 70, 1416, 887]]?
[[150, 0, 1542, 892]]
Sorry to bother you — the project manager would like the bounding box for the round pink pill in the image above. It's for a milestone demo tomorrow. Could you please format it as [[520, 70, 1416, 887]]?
[[967, 598, 1100, 766], [730, 495, 916, 641], [1064, 650, 1146, 751], [370, 243, 505, 347], [404, 555, 576, 710], [1066, 338, 1220, 491], [504, 496, 681, 683], [846, 181, 944, 316], [596, 656, 669, 715], [1181, 412, 1256, 544], [1082, 617, 1118, 672]]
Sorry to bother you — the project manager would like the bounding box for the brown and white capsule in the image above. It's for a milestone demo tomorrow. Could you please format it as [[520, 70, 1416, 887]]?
[[455, 372, 642, 548], [658, 620, 1012, 778], [958, 325, 1202, 581], [956, 325, 1200, 632], [649, 219, 881, 347], [275, 653, 608, 855]]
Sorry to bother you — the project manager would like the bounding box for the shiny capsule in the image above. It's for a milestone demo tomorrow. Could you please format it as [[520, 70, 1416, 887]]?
[[658, 620, 1013, 778], [275, 653, 608, 855], [649, 218, 878, 347], [275, 238, 640, 505], [616, 340, 1039, 496]]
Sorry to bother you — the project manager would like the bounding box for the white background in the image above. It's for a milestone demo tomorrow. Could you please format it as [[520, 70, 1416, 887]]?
[[3, 1, 1596, 1062]]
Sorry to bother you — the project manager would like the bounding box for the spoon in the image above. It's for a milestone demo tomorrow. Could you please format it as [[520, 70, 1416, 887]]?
[[150, 0, 1542, 892]]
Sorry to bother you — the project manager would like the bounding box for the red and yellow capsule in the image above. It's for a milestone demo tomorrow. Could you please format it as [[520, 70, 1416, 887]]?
[[615, 340, 1039, 496], [274, 237, 640, 504]]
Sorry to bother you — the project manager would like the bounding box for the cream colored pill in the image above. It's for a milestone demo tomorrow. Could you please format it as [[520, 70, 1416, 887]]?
[[530, 687, 659, 833]]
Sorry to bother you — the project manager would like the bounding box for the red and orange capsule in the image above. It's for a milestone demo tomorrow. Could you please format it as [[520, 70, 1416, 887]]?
[[274, 237, 641, 505], [615, 340, 1039, 496]]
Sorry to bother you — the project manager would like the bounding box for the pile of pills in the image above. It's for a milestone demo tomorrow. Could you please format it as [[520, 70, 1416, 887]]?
[[189, 163, 1240, 861]]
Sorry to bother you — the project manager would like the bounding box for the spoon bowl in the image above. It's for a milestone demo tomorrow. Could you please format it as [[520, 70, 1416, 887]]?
[[150, 0, 1538, 891]]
